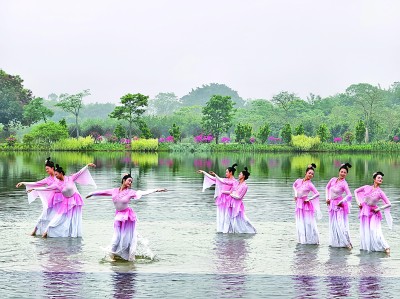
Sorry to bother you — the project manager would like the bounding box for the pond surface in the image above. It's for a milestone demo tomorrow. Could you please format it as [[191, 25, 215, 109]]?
[[1, 152, 399, 298]]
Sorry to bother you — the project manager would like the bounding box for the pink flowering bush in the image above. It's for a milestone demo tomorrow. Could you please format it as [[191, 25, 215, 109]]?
[[6, 135, 17, 146], [194, 134, 214, 143], [267, 136, 282, 144], [105, 133, 118, 143], [120, 138, 131, 144], [158, 136, 174, 143], [249, 137, 256, 144], [393, 136, 399, 142], [221, 137, 231, 144], [333, 137, 342, 143]]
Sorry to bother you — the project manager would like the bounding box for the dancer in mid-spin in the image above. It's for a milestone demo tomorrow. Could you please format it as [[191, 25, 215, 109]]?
[[197, 163, 237, 232], [293, 163, 321, 245], [354, 171, 392, 254], [86, 173, 167, 261], [28, 163, 96, 238], [223, 166, 256, 234], [16, 157, 61, 236], [326, 163, 353, 249]]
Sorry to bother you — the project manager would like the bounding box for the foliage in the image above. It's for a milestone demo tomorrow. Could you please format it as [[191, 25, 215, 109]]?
[[168, 123, 181, 143], [147, 92, 181, 115], [51, 136, 94, 151], [194, 134, 214, 143], [138, 119, 153, 139], [355, 120, 366, 144], [114, 123, 126, 139], [234, 123, 253, 143], [23, 97, 54, 124], [201, 95, 236, 144], [257, 123, 271, 144], [181, 83, 244, 107], [130, 138, 158, 151], [280, 124, 292, 144], [5, 135, 17, 146], [316, 123, 330, 143], [158, 136, 174, 143], [109, 93, 149, 139], [29, 121, 69, 146], [221, 137, 231, 144], [343, 131, 354, 145], [291, 135, 321, 151], [294, 124, 305, 135], [56, 89, 90, 138], [0, 69, 33, 129], [271, 91, 298, 117]]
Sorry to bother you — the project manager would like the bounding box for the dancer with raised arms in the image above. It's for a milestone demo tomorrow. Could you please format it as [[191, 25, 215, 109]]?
[[86, 173, 167, 261]]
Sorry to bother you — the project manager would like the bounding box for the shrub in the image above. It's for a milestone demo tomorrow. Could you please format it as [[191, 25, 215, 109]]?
[[6, 135, 17, 146], [291, 135, 321, 151], [221, 137, 231, 144], [131, 138, 158, 151]]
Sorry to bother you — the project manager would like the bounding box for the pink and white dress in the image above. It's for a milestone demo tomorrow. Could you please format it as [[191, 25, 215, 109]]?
[[86, 188, 158, 261], [201, 172, 236, 232], [326, 177, 352, 247], [34, 165, 96, 237], [354, 185, 392, 252], [293, 179, 321, 244], [224, 181, 256, 234], [21, 175, 61, 235]]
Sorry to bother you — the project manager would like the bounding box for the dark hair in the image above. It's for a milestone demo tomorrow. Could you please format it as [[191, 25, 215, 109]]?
[[54, 164, 65, 175], [227, 163, 238, 175], [373, 171, 384, 179], [45, 157, 55, 168], [305, 163, 317, 173], [121, 173, 132, 184], [241, 167, 250, 180], [339, 162, 352, 173]]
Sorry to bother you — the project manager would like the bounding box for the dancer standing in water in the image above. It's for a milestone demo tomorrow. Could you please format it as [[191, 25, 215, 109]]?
[[293, 163, 321, 244], [222, 167, 256, 234], [16, 157, 61, 236], [86, 173, 167, 261], [28, 163, 96, 238], [197, 163, 237, 232], [326, 163, 353, 249], [354, 171, 392, 254]]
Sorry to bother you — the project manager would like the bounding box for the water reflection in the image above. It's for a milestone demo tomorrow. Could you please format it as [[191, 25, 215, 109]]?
[[358, 251, 386, 298], [213, 234, 252, 298], [324, 247, 351, 298], [111, 265, 137, 299], [291, 244, 320, 299], [36, 238, 84, 297]]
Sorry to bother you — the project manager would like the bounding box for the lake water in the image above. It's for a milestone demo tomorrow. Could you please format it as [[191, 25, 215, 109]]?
[[1, 151, 399, 298]]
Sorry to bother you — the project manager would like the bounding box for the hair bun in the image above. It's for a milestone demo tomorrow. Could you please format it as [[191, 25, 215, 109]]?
[[345, 163, 352, 168]]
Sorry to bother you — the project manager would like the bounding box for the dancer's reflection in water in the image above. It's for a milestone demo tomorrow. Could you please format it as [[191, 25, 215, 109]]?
[[111, 264, 137, 299], [37, 238, 84, 298], [291, 244, 320, 299], [213, 234, 252, 298], [358, 251, 386, 298], [324, 247, 351, 298]]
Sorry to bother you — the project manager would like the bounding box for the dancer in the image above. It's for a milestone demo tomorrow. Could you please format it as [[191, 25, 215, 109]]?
[[293, 163, 321, 245], [197, 163, 237, 232], [223, 167, 256, 234], [86, 173, 167, 261], [354, 171, 392, 254], [326, 163, 353, 249], [16, 157, 61, 236], [28, 163, 96, 238]]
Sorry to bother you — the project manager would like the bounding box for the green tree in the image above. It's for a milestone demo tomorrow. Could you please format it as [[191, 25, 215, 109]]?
[[168, 123, 181, 143], [148, 92, 181, 115], [294, 124, 305, 135], [235, 124, 253, 143], [346, 83, 383, 143], [343, 131, 355, 145], [28, 121, 69, 146], [56, 89, 90, 138], [23, 97, 54, 124], [271, 91, 298, 120], [316, 123, 330, 142], [257, 123, 271, 144], [0, 69, 33, 130], [109, 93, 149, 140], [281, 123, 292, 144], [201, 95, 236, 144], [355, 120, 366, 144], [138, 119, 153, 139], [114, 123, 126, 139]]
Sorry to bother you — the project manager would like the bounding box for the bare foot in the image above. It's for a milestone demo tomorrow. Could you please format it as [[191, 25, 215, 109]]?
[[385, 248, 390, 255], [31, 228, 37, 236], [347, 244, 353, 250], [42, 232, 48, 238]]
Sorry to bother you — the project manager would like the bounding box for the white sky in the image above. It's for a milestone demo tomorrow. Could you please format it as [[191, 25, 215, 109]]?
[[1, 0, 399, 103]]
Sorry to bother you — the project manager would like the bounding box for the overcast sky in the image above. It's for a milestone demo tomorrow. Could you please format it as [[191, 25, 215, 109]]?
[[1, 0, 399, 103]]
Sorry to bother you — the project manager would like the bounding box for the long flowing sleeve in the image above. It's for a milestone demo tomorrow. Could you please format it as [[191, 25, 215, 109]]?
[[342, 181, 352, 202], [22, 177, 54, 204], [32, 183, 60, 209], [87, 189, 114, 197], [380, 190, 392, 229], [230, 183, 248, 200], [200, 171, 216, 192], [135, 189, 158, 200], [70, 165, 97, 188], [354, 185, 367, 204], [293, 179, 300, 197], [325, 178, 333, 201], [309, 182, 321, 219]]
